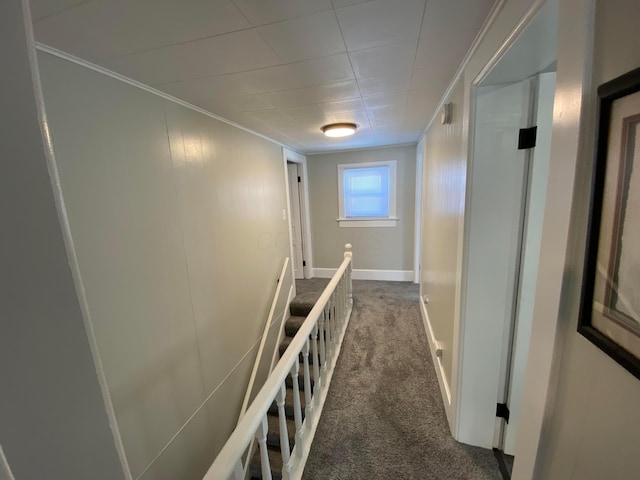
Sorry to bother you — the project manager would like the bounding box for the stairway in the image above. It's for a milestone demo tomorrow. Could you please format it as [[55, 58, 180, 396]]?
[[248, 296, 318, 480]]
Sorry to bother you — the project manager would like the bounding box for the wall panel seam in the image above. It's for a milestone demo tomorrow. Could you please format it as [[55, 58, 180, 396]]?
[[161, 100, 214, 440], [134, 331, 269, 480]]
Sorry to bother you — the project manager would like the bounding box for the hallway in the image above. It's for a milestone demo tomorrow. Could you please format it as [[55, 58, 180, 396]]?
[[298, 280, 502, 479]]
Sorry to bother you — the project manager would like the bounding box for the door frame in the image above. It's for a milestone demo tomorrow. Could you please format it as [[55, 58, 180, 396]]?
[[452, 0, 560, 468], [287, 162, 304, 280], [414, 138, 425, 284], [283, 148, 313, 287]]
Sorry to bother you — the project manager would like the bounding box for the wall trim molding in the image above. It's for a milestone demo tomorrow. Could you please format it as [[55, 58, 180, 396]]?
[[414, 137, 425, 284], [337, 218, 399, 228], [313, 268, 413, 282], [419, 297, 454, 431], [27, 14, 133, 479], [34, 42, 304, 157]]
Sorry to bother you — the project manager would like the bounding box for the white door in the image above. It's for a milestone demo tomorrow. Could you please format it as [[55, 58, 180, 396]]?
[[502, 71, 556, 454], [474, 73, 556, 455], [287, 162, 305, 279], [471, 78, 534, 450]]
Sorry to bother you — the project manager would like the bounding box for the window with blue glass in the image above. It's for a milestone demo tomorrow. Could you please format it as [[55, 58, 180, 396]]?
[[337, 160, 398, 227]]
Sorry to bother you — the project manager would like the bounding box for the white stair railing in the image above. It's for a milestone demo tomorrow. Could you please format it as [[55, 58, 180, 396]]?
[[236, 258, 293, 478], [238, 257, 292, 420], [203, 244, 353, 480]]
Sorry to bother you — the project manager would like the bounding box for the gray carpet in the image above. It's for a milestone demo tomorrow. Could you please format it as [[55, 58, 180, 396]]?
[[301, 280, 502, 480], [293, 277, 331, 306]]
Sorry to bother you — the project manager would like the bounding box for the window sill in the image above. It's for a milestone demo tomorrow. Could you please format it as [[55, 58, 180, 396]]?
[[336, 217, 399, 228]]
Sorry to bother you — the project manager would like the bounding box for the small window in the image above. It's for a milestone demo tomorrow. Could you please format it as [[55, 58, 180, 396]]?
[[337, 160, 398, 227]]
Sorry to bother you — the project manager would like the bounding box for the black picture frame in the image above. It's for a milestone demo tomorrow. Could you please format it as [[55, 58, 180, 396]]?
[[578, 66, 640, 381]]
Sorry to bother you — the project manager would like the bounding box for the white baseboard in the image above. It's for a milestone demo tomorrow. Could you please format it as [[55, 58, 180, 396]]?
[[313, 268, 413, 281], [419, 297, 454, 431]]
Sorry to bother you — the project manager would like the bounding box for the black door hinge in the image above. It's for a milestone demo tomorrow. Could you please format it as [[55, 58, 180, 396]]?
[[496, 403, 510, 423], [297, 176, 301, 183], [302, 260, 306, 267], [518, 126, 537, 150]]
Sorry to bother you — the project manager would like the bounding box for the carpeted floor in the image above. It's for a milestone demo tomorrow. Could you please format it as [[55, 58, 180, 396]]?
[[300, 279, 502, 480], [293, 277, 331, 307]]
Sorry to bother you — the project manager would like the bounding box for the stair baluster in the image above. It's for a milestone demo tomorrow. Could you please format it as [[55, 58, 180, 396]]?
[[290, 360, 304, 446], [333, 290, 338, 349], [276, 384, 292, 479], [340, 278, 347, 325], [329, 293, 336, 353], [311, 324, 320, 395], [318, 315, 326, 373], [341, 277, 346, 327], [333, 280, 342, 332], [324, 302, 332, 362], [256, 416, 272, 480], [302, 339, 318, 418], [345, 243, 353, 305], [333, 280, 342, 338], [301, 339, 312, 415]]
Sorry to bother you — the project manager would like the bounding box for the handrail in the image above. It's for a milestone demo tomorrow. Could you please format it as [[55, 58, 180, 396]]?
[[238, 257, 290, 421], [203, 244, 353, 480]]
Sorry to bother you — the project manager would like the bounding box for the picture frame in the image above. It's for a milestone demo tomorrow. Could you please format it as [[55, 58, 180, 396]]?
[[578, 66, 640, 380]]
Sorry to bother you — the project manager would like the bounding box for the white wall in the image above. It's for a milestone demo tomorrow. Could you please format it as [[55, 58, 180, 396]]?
[[431, 0, 640, 476], [418, 0, 547, 435], [307, 144, 416, 277], [420, 79, 466, 396], [531, 0, 640, 478], [0, 1, 126, 479], [37, 52, 292, 480]]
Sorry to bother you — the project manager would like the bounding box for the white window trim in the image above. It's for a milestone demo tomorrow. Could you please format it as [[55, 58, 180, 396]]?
[[337, 160, 398, 228]]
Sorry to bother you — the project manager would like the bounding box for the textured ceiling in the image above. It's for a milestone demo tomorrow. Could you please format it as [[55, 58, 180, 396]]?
[[30, 0, 496, 153]]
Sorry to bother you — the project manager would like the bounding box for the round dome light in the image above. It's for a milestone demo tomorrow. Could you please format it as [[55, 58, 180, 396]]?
[[321, 123, 357, 138]]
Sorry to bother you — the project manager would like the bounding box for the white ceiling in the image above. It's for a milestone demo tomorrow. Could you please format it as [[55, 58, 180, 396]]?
[[30, 0, 496, 153], [482, 0, 557, 86]]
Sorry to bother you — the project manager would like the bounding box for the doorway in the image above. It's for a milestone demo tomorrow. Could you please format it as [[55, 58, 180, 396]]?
[[287, 161, 305, 279], [455, 0, 558, 471], [474, 72, 557, 457], [283, 148, 312, 282]]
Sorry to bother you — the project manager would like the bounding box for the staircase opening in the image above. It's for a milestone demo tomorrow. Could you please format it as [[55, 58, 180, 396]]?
[[204, 246, 353, 479], [249, 288, 321, 480]]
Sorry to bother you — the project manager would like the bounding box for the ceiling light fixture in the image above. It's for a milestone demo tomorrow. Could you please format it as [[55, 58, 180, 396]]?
[[321, 122, 357, 138]]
